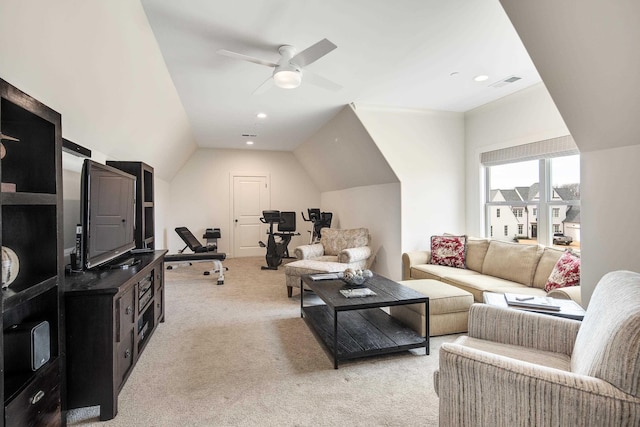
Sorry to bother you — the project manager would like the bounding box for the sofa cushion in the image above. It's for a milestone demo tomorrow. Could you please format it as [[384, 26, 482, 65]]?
[[410, 264, 481, 281], [466, 238, 490, 273], [481, 240, 543, 286], [545, 251, 581, 292], [442, 274, 531, 302], [320, 227, 369, 256], [532, 247, 565, 289], [430, 235, 466, 269]]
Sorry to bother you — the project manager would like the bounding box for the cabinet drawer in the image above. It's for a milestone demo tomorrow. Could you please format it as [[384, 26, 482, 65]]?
[[5, 360, 61, 427], [117, 329, 134, 387], [117, 288, 135, 341], [155, 288, 164, 322]]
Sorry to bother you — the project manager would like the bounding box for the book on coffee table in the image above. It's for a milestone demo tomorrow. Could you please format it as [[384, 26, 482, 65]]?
[[504, 293, 561, 311], [339, 288, 377, 298]]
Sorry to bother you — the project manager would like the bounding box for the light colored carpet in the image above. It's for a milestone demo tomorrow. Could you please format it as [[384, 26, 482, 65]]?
[[67, 256, 458, 426]]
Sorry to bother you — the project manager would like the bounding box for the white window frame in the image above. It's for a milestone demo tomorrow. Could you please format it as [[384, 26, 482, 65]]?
[[482, 135, 580, 246]]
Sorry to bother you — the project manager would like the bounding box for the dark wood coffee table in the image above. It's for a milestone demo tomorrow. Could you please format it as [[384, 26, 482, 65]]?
[[300, 273, 429, 368]]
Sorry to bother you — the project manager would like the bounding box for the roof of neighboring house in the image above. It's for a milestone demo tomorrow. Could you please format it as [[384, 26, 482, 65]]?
[[564, 206, 581, 223], [500, 189, 523, 202], [554, 186, 579, 201]]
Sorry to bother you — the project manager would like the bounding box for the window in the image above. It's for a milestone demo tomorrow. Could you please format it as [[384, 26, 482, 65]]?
[[483, 138, 580, 250]]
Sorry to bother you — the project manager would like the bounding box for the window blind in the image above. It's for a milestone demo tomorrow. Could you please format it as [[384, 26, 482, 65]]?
[[480, 135, 578, 166]]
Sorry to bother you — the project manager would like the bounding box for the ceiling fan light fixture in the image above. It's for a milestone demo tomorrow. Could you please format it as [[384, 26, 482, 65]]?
[[273, 69, 302, 89]]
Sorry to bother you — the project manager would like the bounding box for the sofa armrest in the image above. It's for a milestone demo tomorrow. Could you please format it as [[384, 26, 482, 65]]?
[[294, 243, 325, 260], [402, 250, 431, 280], [547, 285, 582, 307], [436, 342, 640, 426], [468, 304, 581, 356], [338, 246, 372, 264]]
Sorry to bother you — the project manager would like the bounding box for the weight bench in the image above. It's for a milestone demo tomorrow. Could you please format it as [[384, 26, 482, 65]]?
[[165, 227, 227, 285]]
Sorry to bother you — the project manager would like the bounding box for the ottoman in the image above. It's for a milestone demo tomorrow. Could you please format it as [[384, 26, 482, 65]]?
[[390, 279, 474, 337], [284, 259, 355, 297]]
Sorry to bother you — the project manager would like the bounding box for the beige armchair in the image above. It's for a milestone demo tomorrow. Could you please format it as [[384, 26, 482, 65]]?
[[284, 227, 372, 297], [435, 270, 640, 426]]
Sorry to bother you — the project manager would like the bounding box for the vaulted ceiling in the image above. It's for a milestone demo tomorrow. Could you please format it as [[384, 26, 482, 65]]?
[[141, 0, 541, 151]]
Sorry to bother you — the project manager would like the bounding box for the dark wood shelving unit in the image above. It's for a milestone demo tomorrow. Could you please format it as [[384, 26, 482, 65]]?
[[1, 79, 65, 426], [106, 161, 155, 250]]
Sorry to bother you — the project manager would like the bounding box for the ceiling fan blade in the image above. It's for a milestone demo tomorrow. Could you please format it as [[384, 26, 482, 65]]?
[[216, 49, 278, 68], [304, 71, 342, 92], [291, 38, 337, 67], [252, 75, 274, 95]]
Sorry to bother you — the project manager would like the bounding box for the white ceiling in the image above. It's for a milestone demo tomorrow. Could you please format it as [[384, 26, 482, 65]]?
[[141, 0, 540, 152]]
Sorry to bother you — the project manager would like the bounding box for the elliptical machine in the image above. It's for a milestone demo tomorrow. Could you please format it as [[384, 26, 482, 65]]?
[[259, 210, 299, 270], [301, 208, 333, 244]]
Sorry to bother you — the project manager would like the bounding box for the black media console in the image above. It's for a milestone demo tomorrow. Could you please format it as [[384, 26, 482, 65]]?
[[64, 250, 166, 420]]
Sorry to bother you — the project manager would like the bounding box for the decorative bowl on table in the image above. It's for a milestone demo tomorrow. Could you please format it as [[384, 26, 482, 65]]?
[[342, 268, 373, 286]]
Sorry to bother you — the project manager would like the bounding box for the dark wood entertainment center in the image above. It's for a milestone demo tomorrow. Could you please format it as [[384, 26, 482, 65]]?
[[1, 78, 166, 425], [64, 251, 166, 421]]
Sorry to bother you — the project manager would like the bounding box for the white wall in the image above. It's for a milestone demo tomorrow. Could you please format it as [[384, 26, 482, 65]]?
[[294, 106, 398, 192], [322, 183, 401, 280], [580, 145, 640, 306], [167, 148, 320, 255], [464, 84, 570, 236], [0, 0, 197, 181], [355, 105, 466, 254]]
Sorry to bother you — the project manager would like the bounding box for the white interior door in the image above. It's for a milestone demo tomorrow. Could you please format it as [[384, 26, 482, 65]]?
[[232, 175, 269, 257]]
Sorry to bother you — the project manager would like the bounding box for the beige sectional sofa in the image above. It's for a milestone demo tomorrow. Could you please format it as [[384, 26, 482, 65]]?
[[402, 238, 582, 305]]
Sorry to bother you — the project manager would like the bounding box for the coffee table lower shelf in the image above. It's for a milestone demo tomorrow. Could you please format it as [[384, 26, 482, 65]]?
[[302, 305, 428, 368]]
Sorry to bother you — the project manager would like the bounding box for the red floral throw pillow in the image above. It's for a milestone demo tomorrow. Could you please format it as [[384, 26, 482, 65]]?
[[430, 235, 467, 269], [545, 250, 581, 292]]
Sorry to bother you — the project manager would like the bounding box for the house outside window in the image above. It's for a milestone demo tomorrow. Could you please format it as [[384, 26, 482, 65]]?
[[483, 138, 580, 250]]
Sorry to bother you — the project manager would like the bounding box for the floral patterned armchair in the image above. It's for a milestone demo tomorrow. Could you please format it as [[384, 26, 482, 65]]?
[[294, 227, 372, 264], [284, 228, 372, 297]]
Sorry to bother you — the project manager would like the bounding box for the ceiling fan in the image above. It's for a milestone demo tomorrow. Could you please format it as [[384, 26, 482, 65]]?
[[216, 38, 341, 93]]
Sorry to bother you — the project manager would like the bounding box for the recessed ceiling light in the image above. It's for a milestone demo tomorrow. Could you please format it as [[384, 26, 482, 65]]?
[[246, 141, 254, 145], [474, 75, 489, 82], [256, 113, 267, 119]]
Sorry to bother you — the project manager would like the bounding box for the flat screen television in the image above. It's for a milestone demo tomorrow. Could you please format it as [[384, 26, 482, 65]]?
[[78, 160, 136, 269]]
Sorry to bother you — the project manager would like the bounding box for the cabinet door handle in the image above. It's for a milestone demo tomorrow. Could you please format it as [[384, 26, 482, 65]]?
[[126, 306, 133, 315], [31, 390, 45, 405], [124, 349, 131, 359]]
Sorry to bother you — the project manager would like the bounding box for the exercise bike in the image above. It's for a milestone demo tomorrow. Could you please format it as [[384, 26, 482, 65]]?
[[301, 208, 333, 244], [259, 210, 299, 270]]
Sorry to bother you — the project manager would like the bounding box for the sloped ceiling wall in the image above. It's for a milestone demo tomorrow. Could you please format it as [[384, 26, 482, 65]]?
[[293, 105, 398, 192], [0, 0, 196, 181], [499, 0, 640, 153]]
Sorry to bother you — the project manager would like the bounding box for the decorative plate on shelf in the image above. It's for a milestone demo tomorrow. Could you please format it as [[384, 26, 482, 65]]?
[[1, 246, 20, 289]]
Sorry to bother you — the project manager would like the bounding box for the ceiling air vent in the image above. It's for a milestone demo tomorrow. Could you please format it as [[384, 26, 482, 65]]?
[[241, 134, 257, 137], [490, 75, 522, 88]]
